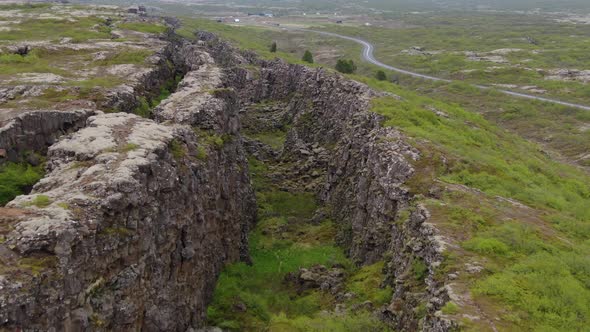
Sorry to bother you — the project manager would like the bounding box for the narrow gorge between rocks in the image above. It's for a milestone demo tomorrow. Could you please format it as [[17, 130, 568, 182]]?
[[0, 32, 454, 332]]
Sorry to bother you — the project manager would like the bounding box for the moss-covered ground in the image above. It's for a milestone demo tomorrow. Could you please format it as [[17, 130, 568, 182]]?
[[207, 133, 393, 331]]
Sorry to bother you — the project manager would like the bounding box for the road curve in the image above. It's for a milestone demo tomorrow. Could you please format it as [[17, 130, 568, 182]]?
[[298, 28, 590, 111]]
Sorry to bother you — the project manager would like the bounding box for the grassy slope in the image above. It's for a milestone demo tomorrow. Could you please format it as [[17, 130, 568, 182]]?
[[362, 76, 590, 331], [178, 18, 590, 331]]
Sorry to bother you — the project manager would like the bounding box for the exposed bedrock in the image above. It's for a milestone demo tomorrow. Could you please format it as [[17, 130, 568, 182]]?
[[0, 109, 94, 164], [0, 31, 457, 331], [200, 33, 456, 331], [0, 44, 256, 331], [0, 35, 193, 166]]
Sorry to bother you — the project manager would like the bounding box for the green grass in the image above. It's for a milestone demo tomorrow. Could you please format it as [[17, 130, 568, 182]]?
[[177, 18, 315, 65], [363, 77, 590, 226], [441, 302, 459, 315], [0, 162, 45, 206], [474, 251, 590, 331], [96, 49, 153, 66], [0, 17, 112, 42], [120, 143, 139, 153], [169, 139, 186, 161], [348, 76, 590, 330], [208, 156, 391, 331], [189, 18, 589, 330], [134, 97, 151, 118], [23, 195, 52, 208], [118, 22, 167, 34], [344, 262, 392, 306], [247, 130, 288, 150], [0, 51, 69, 76]]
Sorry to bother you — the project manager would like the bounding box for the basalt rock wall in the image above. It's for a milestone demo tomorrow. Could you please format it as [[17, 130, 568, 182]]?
[[201, 34, 456, 331], [0, 41, 256, 331]]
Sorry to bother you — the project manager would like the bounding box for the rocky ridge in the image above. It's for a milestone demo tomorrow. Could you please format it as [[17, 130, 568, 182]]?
[[200, 33, 457, 330], [0, 38, 256, 330], [0, 28, 457, 331]]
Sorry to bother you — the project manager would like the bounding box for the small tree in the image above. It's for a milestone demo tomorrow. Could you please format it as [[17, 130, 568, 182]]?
[[302, 50, 314, 63], [270, 42, 277, 53], [335, 59, 357, 74], [376, 70, 387, 81]]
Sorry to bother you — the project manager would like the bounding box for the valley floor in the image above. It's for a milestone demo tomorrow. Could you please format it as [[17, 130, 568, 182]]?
[[207, 125, 393, 331]]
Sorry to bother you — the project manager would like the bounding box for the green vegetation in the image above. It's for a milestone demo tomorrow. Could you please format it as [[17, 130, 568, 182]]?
[[118, 22, 167, 34], [96, 49, 153, 66], [270, 41, 277, 53], [335, 59, 357, 74], [0, 17, 112, 42], [134, 97, 151, 118], [208, 155, 391, 331], [246, 130, 287, 150], [365, 78, 589, 225], [302, 50, 314, 64], [57, 202, 70, 210], [0, 162, 45, 206], [18, 256, 58, 276], [169, 139, 186, 161], [315, 12, 590, 107], [0, 50, 69, 76], [357, 76, 590, 330], [196, 146, 208, 161], [441, 302, 459, 315], [179, 17, 590, 330], [176, 18, 312, 64], [376, 70, 387, 81], [344, 262, 392, 306], [411, 258, 428, 282], [153, 74, 183, 107], [130, 74, 182, 118], [23, 195, 52, 208], [193, 128, 227, 150], [121, 143, 139, 153]]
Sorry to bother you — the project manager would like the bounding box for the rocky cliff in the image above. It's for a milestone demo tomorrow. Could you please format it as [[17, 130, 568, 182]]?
[[201, 34, 456, 331], [0, 40, 256, 331], [0, 30, 456, 331], [0, 109, 94, 164]]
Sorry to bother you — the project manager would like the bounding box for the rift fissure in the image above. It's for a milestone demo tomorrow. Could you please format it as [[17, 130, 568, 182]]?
[[0, 32, 454, 331]]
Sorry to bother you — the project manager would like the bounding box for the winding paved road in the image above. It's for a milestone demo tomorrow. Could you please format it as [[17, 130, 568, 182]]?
[[300, 29, 590, 111]]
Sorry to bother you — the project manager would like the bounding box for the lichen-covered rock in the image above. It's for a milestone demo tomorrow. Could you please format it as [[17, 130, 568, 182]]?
[[0, 73, 256, 330], [284, 264, 346, 294], [0, 109, 94, 164], [200, 34, 457, 331]]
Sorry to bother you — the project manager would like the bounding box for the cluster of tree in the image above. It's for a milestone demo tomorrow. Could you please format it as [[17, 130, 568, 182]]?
[[267, 47, 399, 84], [376, 70, 387, 81], [335, 59, 357, 74], [376, 70, 399, 84], [302, 50, 314, 63]]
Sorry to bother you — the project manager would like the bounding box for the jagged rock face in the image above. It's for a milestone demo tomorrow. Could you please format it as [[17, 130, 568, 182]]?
[[0, 31, 456, 332], [230, 59, 418, 265], [0, 109, 94, 164], [101, 43, 179, 113], [0, 42, 256, 330], [202, 35, 455, 331], [0, 38, 179, 165]]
